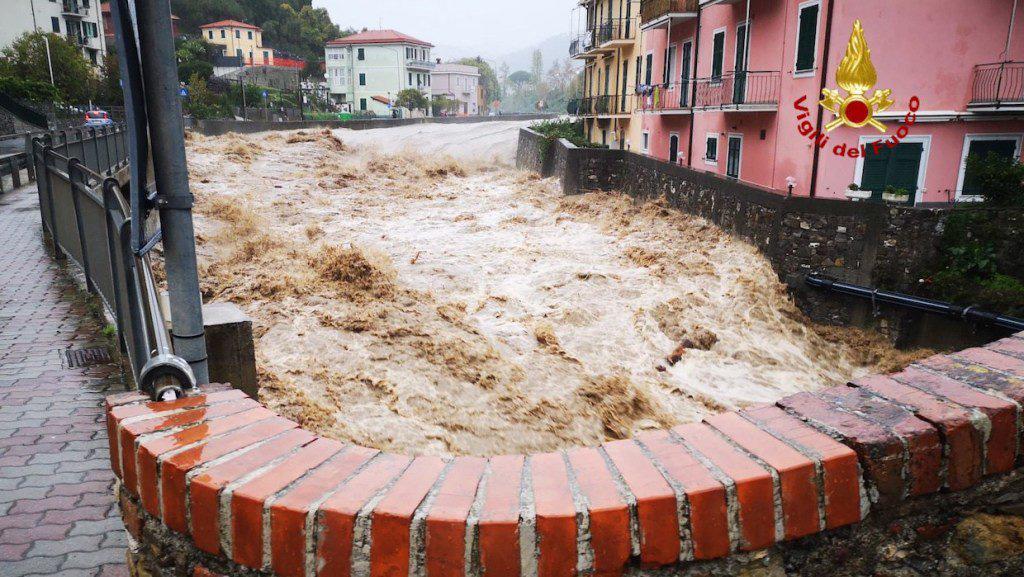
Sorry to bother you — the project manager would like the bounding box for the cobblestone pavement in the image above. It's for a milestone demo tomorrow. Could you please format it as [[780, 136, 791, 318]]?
[[0, 185, 130, 577]]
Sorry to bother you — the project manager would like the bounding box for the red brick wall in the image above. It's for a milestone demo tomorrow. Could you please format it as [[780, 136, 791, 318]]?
[[108, 333, 1024, 576]]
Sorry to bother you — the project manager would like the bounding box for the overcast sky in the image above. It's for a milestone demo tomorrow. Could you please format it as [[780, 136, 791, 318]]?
[[316, 0, 580, 59]]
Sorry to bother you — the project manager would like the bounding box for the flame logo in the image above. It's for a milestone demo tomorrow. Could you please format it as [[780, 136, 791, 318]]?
[[820, 20, 894, 133]]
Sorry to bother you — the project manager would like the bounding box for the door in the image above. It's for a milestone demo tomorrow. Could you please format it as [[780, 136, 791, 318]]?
[[733, 23, 748, 104], [665, 44, 677, 86], [680, 41, 692, 107], [621, 60, 630, 112], [726, 135, 742, 179], [860, 142, 924, 205], [669, 134, 680, 164], [961, 138, 1019, 198]]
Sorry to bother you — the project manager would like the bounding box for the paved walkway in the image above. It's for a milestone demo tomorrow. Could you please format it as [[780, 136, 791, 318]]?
[[0, 184, 129, 577]]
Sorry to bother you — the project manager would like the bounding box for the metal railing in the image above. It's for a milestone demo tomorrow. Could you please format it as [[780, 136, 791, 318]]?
[[595, 18, 636, 45], [640, 0, 699, 23], [693, 71, 780, 109], [637, 82, 692, 112], [0, 132, 39, 192], [32, 125, 182, 391], [62, 0, 89, 16], [971, 61, 1024, 108], [577, 94, 635, 116], [407, 59, 436, 70], [570, 32, 595, 57]]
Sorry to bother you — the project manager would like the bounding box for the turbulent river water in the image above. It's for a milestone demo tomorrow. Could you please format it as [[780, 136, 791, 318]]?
[[183, 121, 926, 457]]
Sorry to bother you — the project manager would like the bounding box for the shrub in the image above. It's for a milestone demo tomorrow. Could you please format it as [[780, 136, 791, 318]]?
[[964, 152, 1024, 207]]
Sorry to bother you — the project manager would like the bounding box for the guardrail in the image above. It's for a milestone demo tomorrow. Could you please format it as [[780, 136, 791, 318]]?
[[971, 61, 1024, 108], [595, 17, 637, 45], [637, 82, 692, 112], [0, 132, 38, 192], [32, 125, 188, 394]]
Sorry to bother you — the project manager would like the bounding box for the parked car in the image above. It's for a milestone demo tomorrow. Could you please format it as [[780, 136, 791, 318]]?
[[83, 110, 114, 127]]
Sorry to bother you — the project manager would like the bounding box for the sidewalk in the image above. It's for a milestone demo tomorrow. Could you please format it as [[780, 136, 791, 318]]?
[[0, 184, 129, 577]]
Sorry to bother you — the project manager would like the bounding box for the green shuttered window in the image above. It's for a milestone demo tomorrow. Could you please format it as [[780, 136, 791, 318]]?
[[796, 3, 819, 73]]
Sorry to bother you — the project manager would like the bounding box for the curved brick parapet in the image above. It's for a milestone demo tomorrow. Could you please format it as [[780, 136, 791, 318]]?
[[107, 334, 1024, 577]]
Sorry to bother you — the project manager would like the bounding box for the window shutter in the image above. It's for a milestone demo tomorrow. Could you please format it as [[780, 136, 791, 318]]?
[[860, 146, 891, 192], [885, 143, 923, 194], [796, 5, 819, 72], [712, 33, 725, 78], [963, 139, 1018, 195]]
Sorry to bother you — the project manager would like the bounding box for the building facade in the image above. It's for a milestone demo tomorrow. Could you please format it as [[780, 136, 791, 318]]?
[[431, 63, 481, 115], [200, 20, 274, 66], [325, 30, 435, 116], [2, 0, 107, 65], [575, 0, 1024, 205], [573, 0, 643, 149]]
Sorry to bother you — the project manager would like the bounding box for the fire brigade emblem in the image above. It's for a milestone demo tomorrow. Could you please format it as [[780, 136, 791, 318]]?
[[820, 20, 894, 133]]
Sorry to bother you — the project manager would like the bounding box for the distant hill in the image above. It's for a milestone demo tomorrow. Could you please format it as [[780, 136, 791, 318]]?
[[494, 33, 576, 73]]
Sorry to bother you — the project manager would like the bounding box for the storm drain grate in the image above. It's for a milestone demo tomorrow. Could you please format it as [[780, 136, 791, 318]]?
[[63, 347, 111, 368]]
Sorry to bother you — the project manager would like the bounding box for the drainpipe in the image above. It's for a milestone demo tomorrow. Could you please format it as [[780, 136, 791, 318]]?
[[135, 0, 210, 384], [808, 0, 836, 198], [686, 2, 703, 169]]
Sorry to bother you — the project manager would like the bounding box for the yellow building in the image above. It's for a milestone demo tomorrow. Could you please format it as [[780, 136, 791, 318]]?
[[572, 0, 642, 150], [200, 20, 274, 66]]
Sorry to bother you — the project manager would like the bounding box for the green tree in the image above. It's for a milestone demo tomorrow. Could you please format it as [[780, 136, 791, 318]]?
[[432, 94, 459, 115], [530, 50, 544, 87], [184, 73, 227, 119], [0, 32, 95, 103], [95, 49, 123, 104], [395, 88, 428, 111], [964, 152, 1024, 207]]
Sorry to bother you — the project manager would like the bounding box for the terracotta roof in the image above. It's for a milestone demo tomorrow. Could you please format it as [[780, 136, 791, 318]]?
[[326, 29, 433, 48], [199, 20, 261, 31]]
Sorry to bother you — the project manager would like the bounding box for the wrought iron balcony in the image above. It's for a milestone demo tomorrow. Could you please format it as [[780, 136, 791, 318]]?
[[570, 32, 596, 58], [970, 61, 1024, 110], [594, 18, 636, 47], [62, 0, 89, 17], [636, 82, 692, 113], [640, 0, 699, 27], [576, 94, 634, 116], [692, 71, 780, 110]]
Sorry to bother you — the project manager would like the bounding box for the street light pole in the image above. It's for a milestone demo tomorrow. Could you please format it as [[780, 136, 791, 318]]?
[[43, 35, 55, 85], [135, 0, 209, 384]]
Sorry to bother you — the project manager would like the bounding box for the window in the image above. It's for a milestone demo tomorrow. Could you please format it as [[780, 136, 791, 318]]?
[[726, 135, 743, 179], [208, 31, 213, 40], [360, 98, 367, 111], [221, 30, 226, 39], [711, 29, 726, 80], [357, 48, 365, 61], [644, 53, 653, 85], [263, 51, 269, 62], [235, 30, 240, 38], [635, 56, 642, 88], [359, 73, 366, 86], [664, 44, 676, 85], [858, 139, 927, 205], [642, 131, 650, 153], [705, 134, 718, 164], [957, 135, 1022, 200], [51, 17, 60, 33], [409, 72, 413, 85], [248, 31, 253, 40], [795, 1, 821, 75]]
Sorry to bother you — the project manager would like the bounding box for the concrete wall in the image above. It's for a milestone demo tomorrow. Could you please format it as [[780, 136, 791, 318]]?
[[194, 113, 556, 137]]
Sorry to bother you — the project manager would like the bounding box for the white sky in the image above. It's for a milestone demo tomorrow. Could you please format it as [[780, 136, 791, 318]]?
[[315, 0, 580, 58]]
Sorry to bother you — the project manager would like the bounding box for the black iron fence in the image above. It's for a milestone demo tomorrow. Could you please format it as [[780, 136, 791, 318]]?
[[636, 82, 692, 112], [693, 71, 781, 109], [971, 61, 1024, 107], [33, 125, 173, 386], [577, 94, 635, 116]]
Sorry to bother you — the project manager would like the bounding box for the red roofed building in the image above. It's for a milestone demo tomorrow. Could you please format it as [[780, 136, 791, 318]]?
[[200, 19, 274, 66], [324, 29, 436, 115]]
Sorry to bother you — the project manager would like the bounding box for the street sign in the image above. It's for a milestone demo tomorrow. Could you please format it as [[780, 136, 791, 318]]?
[[262, 90, 268, 100], [179, 87, 188, 97]]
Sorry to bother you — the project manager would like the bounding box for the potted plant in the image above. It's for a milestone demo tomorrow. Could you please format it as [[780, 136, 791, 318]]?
[[882, 185, 911, 204], [845, 183, 872, 201]]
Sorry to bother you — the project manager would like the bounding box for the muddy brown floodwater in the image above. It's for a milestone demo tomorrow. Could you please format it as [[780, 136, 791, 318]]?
[[183, 122, 928, 457]]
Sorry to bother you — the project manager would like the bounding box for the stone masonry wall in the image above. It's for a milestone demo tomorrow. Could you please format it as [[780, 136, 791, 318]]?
[[109, 336, 1024, 577], [520, 130, 1024, 347]]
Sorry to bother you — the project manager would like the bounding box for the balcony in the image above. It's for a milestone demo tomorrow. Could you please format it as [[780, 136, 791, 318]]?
[[578, 94, 634, 117], [62, 1, 89, 17], [594, 18, 636, 50], [692, 71, 780, 111], [570, 33, 596, 59], [640, 0, 699, 30], [407, 59, 436, 71], [969, 61, 1024, 111], [636, 82, 692, 114]]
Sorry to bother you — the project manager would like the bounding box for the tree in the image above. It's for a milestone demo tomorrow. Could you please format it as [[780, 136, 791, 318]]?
[[432, 94, 459, 115], [395, 88, 428, 111], [184, 73, 227, 119], [507, 70, 532, 92], [530, 50, 544, 88], [95, 49, 123, 104], [0, 32, 95, 103]]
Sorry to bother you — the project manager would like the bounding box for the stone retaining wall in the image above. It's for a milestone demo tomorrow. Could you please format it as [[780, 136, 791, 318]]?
[[515, 129, 1024, 348], [195, 114, 557, 137], [109, 335, 1024, 577]]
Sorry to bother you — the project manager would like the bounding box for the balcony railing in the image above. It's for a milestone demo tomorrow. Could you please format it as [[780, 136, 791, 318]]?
[[62, 0, 89, 17], [970, 61, 1024, 108], [577, 94, 634, 116], [693, 71, 780, 109], [640, 0, 699, 24], [407, 59, 436, 70], [594, 18, 636, 46], [637, 82, 692, 112], [570, 32, 595, 57]]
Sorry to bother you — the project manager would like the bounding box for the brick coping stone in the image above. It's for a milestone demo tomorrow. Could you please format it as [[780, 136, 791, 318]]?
[[108, 333, 1024, 577]]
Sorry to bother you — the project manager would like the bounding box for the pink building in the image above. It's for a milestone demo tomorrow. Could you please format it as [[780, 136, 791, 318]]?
[[637, 0, 1024, 205], [431, 63, 481, 115]]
